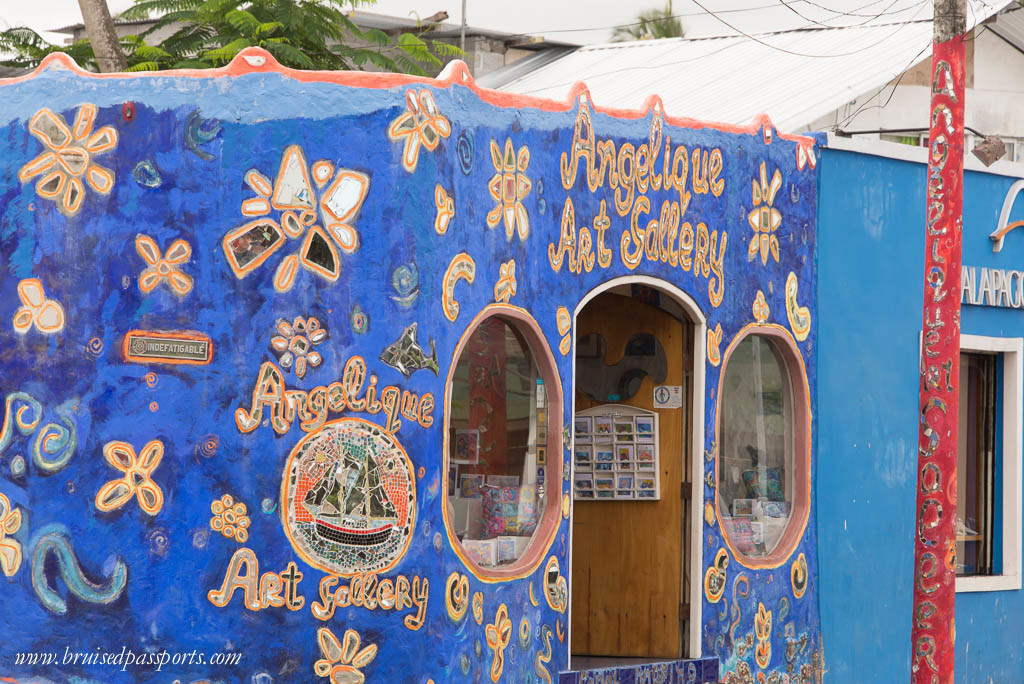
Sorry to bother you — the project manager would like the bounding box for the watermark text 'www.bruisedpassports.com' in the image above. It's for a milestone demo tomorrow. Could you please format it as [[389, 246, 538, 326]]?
[[13, 646, 242, 672]]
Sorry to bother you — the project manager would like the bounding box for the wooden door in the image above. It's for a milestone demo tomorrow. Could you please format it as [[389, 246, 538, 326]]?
[[571, 292, 687, 658]]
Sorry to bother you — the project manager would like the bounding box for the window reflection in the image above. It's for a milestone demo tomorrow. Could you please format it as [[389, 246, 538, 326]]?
[[718, 335, 792, 557], [957, 351, 996, 577], [447, 317, 546, 567]]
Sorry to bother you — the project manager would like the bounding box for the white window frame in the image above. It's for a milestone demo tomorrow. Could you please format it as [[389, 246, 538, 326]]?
[[956, 334, 1023, 593]]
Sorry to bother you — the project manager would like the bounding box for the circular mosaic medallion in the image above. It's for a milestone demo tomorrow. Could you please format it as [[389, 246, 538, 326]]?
[[281, 418, 416, 575]]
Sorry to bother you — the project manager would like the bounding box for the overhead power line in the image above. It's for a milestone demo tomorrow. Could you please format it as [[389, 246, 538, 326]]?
[[836, 24, 990, 129], [686, 0, 929, 58], [776, 0, 912, 28], [489, 0, 933, 42], [516, 0, 933, 97]]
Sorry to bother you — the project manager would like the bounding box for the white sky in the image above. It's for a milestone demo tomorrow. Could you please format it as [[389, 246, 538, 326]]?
[[0, 0, 936, 46]]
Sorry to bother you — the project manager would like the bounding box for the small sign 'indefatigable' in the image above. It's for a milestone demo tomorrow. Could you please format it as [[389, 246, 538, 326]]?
[[122, 330, 213, 365]]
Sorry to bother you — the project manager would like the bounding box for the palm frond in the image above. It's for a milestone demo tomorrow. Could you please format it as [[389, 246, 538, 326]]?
[[262, 40, 315, 69], [224, 9, 260, 35], [127, 60, 161, 71], [429, 41, 463, 59]]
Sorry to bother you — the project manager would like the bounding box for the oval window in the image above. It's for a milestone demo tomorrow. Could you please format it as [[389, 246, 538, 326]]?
[[716, 327, 810, 568], [444, 306, 562, 578]]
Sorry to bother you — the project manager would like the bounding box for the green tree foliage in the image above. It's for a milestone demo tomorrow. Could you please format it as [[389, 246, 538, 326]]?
[[0, 28, 99, 71], [0, 0, 461, 75], [611, 6, 684, 42]]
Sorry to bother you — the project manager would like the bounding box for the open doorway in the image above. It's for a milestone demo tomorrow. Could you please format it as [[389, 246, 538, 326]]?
[[569, 284, 698, 670]]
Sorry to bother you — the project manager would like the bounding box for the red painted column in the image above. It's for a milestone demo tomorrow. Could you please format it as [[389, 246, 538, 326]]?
[[911, 24, 965, 684]]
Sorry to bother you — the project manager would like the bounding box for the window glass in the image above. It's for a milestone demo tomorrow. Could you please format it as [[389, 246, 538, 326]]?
[[447, 317, 546, 568], [718, 335, 792, 557], [957, 351, 997, 576]]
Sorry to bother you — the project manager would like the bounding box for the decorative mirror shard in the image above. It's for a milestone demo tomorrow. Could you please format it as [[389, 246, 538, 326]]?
[[575, 332, 667, 402]]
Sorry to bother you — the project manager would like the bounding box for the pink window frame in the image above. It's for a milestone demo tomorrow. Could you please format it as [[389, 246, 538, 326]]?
[[714, 323, 811, 569], [441, 304, 564, 581]]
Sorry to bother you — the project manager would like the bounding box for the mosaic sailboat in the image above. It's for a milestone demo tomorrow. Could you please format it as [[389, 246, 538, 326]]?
[[303, 449, 397, 546]]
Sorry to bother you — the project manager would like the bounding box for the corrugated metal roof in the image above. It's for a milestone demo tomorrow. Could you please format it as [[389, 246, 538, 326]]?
[[988, 5, 1024, 49], [486, 0, 1012, 133]]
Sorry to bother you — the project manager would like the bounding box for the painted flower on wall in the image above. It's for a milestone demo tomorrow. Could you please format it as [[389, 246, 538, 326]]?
[[752, 290, 770, 324], [17, 105, 117, 216], [314, 627, 378, 684], [487, 139, 532, 241], [94, 439, 164, 516], [270, 316, 328, 379], [494, 259, 517, 303], [748, 161, 783, 265], [135, 234, 193, 296], [12, 278, 65, 335], [0, 492, 23, 577], [221, 145, 369, 293], [210, 494, 251, 543], [387, 90, 452, 173]]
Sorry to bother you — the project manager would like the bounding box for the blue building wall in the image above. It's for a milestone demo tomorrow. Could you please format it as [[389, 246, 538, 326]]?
[[817, 144, 1024, 682], [0, 50, 820, 682]]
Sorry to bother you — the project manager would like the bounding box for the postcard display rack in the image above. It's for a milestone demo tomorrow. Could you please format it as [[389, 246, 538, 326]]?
[[573, 405, 661, 501]]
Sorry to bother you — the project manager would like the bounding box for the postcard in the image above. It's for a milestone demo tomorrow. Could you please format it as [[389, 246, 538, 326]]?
[[595, 462, 614, 471], [594, 416, 614, 443], [616, 490, 634, 499], [723, 517, 753, 538], [617, 445, 634, 461], [637, 476, 656, 490], [577, 489, 596, 499], [459, 473, 485, 498], [637, 490, 657, 499], [614, 420, 635, 441], [635, 416, 655, 437], [732, 498, 755, 517], [636, 444, 654, 461], [759, 500, 792, 518], [596, 490, 616, 499], [496, 537, 517, 562], [574, 416, 592, 443], [595, 449, 615, 462], [594, 476, 615, 490], [617, 475, 634, 489], [575, 446, 593, 465], [453, 428, 480, 464], [636, 460, 656, 471], [537, 446, 547, 465], [574, 474, 593, 490]]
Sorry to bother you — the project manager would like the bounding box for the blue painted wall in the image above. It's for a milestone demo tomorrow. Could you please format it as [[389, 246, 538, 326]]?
[[0, 50, 820, 683], [817, 144, 1024, 682]]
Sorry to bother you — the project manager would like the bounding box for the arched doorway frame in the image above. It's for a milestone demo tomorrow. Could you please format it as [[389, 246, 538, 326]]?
[[568, 274, 707, 660]]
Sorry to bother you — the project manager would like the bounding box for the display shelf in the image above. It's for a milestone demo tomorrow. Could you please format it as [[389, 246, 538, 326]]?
[[573, 404, 660, 501]]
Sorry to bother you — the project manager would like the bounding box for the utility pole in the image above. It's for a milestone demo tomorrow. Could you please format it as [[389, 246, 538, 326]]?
[[911, 0, 965, 680], [460, 0, 467, 54], [77, 0, 127, 72]]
